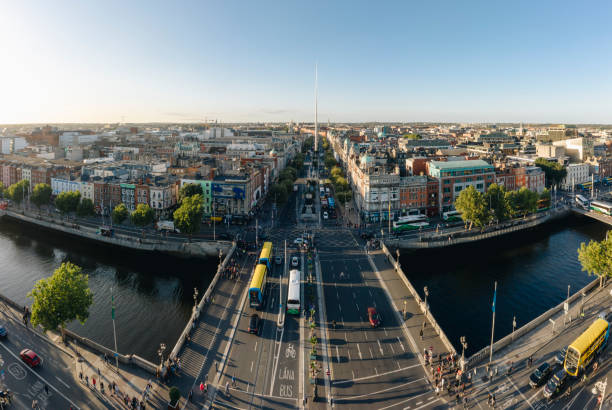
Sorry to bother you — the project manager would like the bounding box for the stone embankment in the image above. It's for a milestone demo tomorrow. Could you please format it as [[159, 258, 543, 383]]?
[[387, 206, 570, 249], [0, 209, 231, 258]]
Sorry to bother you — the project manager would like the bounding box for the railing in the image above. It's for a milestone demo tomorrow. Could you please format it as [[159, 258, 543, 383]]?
[[168, 242, 237, 361], [380, 242, 458, 356], [466, 276, 602, 368]]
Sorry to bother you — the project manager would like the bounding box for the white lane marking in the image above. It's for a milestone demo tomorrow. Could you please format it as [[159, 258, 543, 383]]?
[[357, 344, 363, 360], [250, 361, 254, 372], [384, 327, 388, 336], [341, 316, 345, 327], [379, 391, 434, 410], [355, 303, 359, 311], [254, 341, 258, 351], [374, 367, 378, 375], [397, 361, 401, 369], [377, 339, 384, 356], [351, 370, 355, 379], [339, 378, 425, 401], [412, 399, 440, 410], [338, 304, 342, 312], [336, 291, 339, 299], [427, 396, 434, 401], [55, 376, 70, 388], [0, 342, 80, 409], [389, 343, 395, 354], [369, 290, 373, 297], [364, 330, 368, 341], [333, 364, 422, 385], [369, 346, 374, 359], [397, 337, 405, 352], [373, 300, 377, 308], [506, 375, 535, 409], [335, 346, 340, 363], [347, 348, 351, 361], [416, 402, 423, 405], [344, 332, 348, 343]]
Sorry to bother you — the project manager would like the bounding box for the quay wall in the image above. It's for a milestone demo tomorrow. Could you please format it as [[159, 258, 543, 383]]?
[[0, 209, 231, 258], [388, 207, 570, 249], [466, 276, 601, 368], [380, 242, 458, 356]]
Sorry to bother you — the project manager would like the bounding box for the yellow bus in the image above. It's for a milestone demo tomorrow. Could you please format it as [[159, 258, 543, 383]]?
[[564, 318, 610, 377], [248, 264, 268, 309], [258, 241, 273, 269]]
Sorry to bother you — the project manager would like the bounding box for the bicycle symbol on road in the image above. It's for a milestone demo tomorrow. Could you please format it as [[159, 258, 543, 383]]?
[[285, 344, 296, 359]]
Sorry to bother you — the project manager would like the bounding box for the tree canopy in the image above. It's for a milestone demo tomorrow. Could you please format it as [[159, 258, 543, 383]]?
[[130, 203, 155, 226], [454, 185, 490, 229], [535, 158, 567, 187], [112, 203, 129, 224], [55, 191, 81, 214], [31, 183, 52, 208], [402, 133, 421, 140], [484, 183, 510, 222], [76, 198, 95, 217], [7, 180, 29, 203], [173, 194, 203, 235], [28, 261, 93, 333], [179, 183, 203, 203], [505, 187, 538, 218], [578, 233, 612, 287]]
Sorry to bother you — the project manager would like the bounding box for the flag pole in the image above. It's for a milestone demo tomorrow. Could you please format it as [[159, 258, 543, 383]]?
[[112, 287, 119, 371], [489, 281, 497, 365]]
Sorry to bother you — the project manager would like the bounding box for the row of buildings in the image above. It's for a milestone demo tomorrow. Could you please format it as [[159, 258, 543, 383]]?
[[0, 124, 304, 222]]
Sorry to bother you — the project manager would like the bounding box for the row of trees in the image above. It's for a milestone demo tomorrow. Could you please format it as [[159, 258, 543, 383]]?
[[454, 184, 550, 229], [269, 154, 305, 205], [535, 158, 567, 187], [322, 137, 352, 204], [110, 203, 155, 227]]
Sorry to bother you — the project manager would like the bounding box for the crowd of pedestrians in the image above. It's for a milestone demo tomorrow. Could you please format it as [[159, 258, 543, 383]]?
[[424, 350, 472, 408], [78, 365, 151, 409]]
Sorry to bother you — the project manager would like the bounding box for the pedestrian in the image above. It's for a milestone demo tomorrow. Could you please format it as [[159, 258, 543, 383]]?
[[92, 376, 96, 389], [114, 384, 119, 397], [31, 399, 38, 409], [232, 373, 236, 387], [215, 361, 218, 372], [200, 381, 205, 394], [85, 375, 89, 387], [44, 384, 49, 395], [188, 389, 193, 402], [97, 367, 101, 377], [225, 381, 230, 395], [79, 371, 83, 381], [100, 381, 105, 395], [419, 328, 424, 340]]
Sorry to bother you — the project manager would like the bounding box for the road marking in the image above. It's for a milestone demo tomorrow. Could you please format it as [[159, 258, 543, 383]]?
[[416, 402, 423, 405], [397, 337, 405, 352], [347, 348, 351, 361], [251, 361, 254, 372], [377, 339, 384, 355], [356, 303, 359, 311], [397, 361, 401, 369], [352, 292, 356, 299], [373, 300, 377, 308], [506, 375, 535, 409], [0, 341, 80, 409], [338, 304, 342, 312], [369, 290, 373, 297], [374, 367, 378, 375], [384, 327, 388, 336], [339, 378, 426, 401], [369, 346, 374, 359], [333, 364, 422, 385], [335, 346, 340, 363], [341, 316, 345, 326], [389, 343, 395, 354], [55, 376, 70, 388], [352, 370, 355, 379], [254, 341, 258, 351], [379, 391, 436, 410], [357, 344, 363, 360]]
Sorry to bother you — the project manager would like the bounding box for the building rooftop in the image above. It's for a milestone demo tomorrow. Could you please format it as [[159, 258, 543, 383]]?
[[429, 159, 493, 170]]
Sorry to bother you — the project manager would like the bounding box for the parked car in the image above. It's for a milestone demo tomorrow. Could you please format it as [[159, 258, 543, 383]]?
[[293, 238, 304, 245], [291, 256, 299, 267], [20, 349, 41, 367], [529, 362, 553, 388], [323, 211, 328, 220], [555, 347, 567, 365], [275, 255, 282, 265], [368, 307, 381, 327], [0, 325, 7, 338], [248, 314, 260, 335], [543, 369, 568, 399]]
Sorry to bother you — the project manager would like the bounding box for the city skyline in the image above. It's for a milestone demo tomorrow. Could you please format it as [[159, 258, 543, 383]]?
[[2, 1, 612, 124]]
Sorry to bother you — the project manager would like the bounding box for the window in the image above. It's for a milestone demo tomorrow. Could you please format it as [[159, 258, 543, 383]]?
[[443, 179, 451, 185], [476, 183, 483, 189], [455, 186, 462, 192], [443, 187, 450, 193]]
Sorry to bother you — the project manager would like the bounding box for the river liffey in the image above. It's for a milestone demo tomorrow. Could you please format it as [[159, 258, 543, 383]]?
[[0, 218, 217, 362], [400, 215, 609, 356]]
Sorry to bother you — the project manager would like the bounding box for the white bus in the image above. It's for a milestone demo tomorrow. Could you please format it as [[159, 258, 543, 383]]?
[[392, 215, 429, 232], [575, 194, 589, 210], [443, 210, 462, 222], [287, 269, 301, 315], [590, 200, 612, 216]]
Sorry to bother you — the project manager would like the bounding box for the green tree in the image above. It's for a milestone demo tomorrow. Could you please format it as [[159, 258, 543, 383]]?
[[324, 154, 336, 169], [7, 179, 29, 203], [485, 183, 510, 222], [454, 185, 489, 229], [55, 191, 81, 214], [330, 166, 343, 178], [30, 183, 52, 209], [535, 158, 567, 187], [28, 262, 93, 338], [336, 190, 353, 204], [112, 203, 129, 224], [130, 203, 155, 226], [270, 183, 288, 204], [578, 233, 612, 287], [179, 183, 203, 203], [539, 188, 551, 208], [0, 181, 4, 198], [333, 176, 349, 192], [402, 133, 421, 140], [173, 194, 203, 235], [517, 187, 538, 217], [76, 198, 95, 217]]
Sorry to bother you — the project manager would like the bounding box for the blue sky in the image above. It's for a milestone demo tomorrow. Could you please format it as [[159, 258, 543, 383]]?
[[1, 1, 611, 124]]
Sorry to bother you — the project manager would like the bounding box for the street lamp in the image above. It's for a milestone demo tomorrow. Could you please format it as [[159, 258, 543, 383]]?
[[512, 316, 517, 341], [460, 336, 468, 371], [158, 342, 166, 369], [395, 248, 400, 270], [423, 286, 429, 319]]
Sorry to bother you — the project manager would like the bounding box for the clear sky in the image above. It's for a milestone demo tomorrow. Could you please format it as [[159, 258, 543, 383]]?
[[1, 1, 611, 124]]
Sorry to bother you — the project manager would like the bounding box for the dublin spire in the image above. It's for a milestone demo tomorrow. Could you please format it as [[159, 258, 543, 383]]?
[[314, 63, 318, 154]]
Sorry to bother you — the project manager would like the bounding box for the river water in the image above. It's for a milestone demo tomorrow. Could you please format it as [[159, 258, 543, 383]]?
[[400, 215, 609, 356], [0, 218, 216, 362]]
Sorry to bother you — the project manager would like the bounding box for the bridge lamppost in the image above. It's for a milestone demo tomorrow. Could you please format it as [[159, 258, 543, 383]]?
[[158, 342, 166, 370], [460, 336, 468, 372], [512, 316, 517, 341], [193, 287, 199, 313], [423, 286, 429, 320]]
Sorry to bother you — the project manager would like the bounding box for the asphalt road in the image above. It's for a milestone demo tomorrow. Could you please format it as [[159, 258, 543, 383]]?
[[0, 300, 106, 409]]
